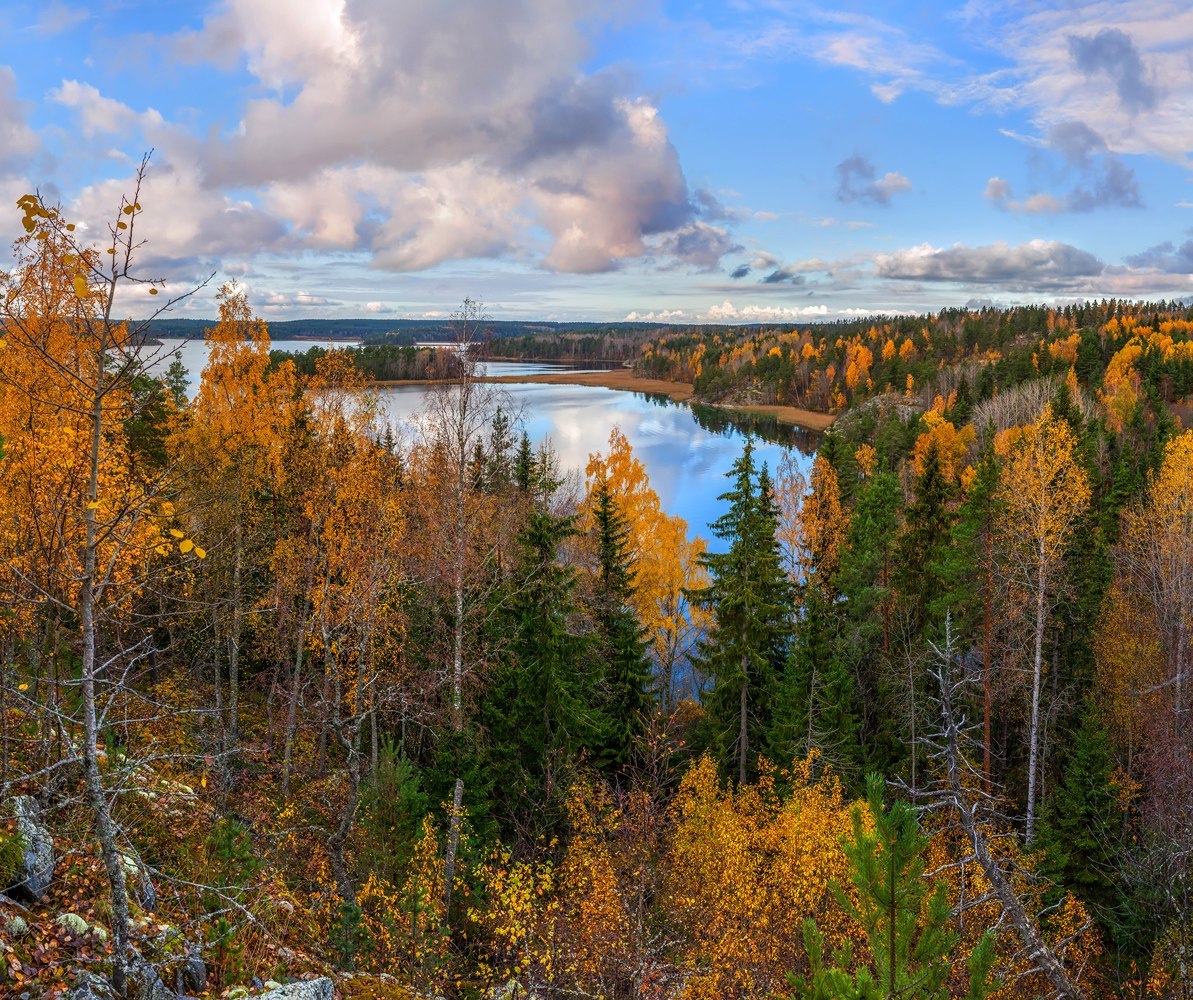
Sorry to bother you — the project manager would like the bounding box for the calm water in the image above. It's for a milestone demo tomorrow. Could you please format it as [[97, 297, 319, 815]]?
[[379, 362, 818, 543], [156, 342, 817, 543]]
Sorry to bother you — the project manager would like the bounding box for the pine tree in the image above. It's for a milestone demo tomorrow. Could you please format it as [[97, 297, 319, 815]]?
[[591, 478, 653, 772], [694, 440, 792, 783], [792, 775, 1000, 1000]]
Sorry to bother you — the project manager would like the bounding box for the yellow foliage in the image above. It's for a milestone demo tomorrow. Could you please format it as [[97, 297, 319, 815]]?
[[665, 755, 864, 998]]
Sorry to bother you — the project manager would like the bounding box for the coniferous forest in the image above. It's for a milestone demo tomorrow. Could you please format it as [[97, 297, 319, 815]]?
[[1, 183, 1191, 1000]]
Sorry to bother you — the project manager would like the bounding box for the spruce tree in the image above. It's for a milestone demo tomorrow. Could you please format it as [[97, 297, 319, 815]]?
[[482, 474, 596, 835], [694, 440, 791, 783], [1040, 705, 1122, 922], [591, 478, 653, 772], [835, 472, 901, 770], [898, 440, 953, 630]]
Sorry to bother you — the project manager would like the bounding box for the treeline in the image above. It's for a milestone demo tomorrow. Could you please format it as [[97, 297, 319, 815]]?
[[0, 188, 1189, 1000], [270, 342, 463, 381], [635, 302, 1193, 418]]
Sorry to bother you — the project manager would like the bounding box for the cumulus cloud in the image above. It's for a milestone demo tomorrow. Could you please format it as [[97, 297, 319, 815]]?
[[261, 290, 335, 309], [874, 240, 1105, 288], [68, 159, 288, 281], [1068, 28, 1158, 114], [51, 80, 164, 139], [624, 308, 686, 321], [725, 3, 1193, 163], [166, 0, 724, 275], [1124, 239, 1193, 272], [760, 266, 806, 285], [835, 156, 911, 205], [652, 221, 742, 271], [985, 122, 1141, 213], [705, 301, 830, 322]]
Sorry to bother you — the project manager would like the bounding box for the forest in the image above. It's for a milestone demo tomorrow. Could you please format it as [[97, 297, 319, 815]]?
[[0, 186, 1190, 1000]]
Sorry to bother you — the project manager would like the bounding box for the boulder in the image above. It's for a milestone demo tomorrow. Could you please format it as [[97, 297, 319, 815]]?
[[4, 796, 54, 901], [181, 952, 207, 993], [69, 972, 115, 1000], [257, 978, 335, 1000], [126, 954, 173, 1000]]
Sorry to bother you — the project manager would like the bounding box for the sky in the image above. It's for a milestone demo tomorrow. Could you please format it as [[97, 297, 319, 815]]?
[[2, 0, 1193, 322]]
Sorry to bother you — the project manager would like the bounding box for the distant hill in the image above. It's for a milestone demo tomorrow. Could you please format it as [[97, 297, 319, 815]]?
[[138, 317, 657, 343]]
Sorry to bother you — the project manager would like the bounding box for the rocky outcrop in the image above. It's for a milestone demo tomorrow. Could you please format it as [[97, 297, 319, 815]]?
[[181, 952, 207, 993], [69, 972, 116, 1000], [126, 954, 173, 1000], [256, 978, 335, 1000], [4, 795, 55, 901]]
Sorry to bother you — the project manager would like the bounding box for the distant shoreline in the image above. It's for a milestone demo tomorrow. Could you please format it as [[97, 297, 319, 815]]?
[[372, 368, 836, 432]]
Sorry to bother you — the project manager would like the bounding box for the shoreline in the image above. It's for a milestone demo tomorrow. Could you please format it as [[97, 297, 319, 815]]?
[[372, 368, 836, 432]]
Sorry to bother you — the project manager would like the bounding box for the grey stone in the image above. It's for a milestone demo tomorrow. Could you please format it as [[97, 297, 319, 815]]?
[[5, 795, 54, 901], [257, 977, 335, 1000], [126, 954, 173, 1000], [182, 953, 207, 993], [69, 972, 115, 1000]]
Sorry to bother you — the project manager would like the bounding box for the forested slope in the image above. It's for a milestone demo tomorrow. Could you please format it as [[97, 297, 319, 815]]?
[[1, 191, 1190, 1000]]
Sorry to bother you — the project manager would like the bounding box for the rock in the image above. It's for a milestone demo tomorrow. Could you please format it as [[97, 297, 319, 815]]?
[[56, 912, 90, 936], [69, 972, 115, 1000], [257, 977, 335, 1000], [4, 795, 54, 901], [3, 914, 29, 938], [181, 952, 207, 993], [126, 954, 173, 1000]]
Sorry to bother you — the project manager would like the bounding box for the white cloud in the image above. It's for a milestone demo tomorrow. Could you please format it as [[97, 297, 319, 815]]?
[[51, 80, 163, 139], [704, 300, 830, 322], [166, 0, 721, 274], [624, 308, 686, 321], [875, 239, 1104, 287]]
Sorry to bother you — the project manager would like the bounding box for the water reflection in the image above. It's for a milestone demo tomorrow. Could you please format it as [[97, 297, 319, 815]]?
[[378, 364, 818, 544], [156, 342, 819, 544]]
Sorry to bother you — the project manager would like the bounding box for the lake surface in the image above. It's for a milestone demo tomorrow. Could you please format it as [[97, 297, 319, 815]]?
[[156, 342, 817, 543], [378, 362, 817, 544]]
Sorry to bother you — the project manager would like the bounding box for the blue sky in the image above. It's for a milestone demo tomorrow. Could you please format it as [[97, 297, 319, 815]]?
[[2, 0, 1192, 321]]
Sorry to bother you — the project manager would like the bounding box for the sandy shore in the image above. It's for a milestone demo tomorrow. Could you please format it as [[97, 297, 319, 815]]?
[[373, 368, 835, 432]]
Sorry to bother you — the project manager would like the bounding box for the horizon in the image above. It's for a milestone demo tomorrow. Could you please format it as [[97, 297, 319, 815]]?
[[2, 1, 1192, 322]]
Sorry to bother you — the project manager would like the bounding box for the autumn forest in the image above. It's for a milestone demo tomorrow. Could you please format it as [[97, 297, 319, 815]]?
[[1, 179, 1191, 1000]]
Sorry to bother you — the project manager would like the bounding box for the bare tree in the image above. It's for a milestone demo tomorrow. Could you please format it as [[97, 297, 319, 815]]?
[[907, 617, 1090, 1000]]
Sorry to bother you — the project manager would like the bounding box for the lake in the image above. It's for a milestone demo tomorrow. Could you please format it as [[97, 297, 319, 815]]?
[[379, 363, 818, 544], [155, 341, 817, 544]]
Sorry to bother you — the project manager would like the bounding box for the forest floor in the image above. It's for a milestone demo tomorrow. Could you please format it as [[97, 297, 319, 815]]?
[[374, 368, 837, 431]]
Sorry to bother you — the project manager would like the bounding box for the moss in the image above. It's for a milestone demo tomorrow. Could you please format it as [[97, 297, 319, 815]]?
[[0, 829, 26, 889]]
